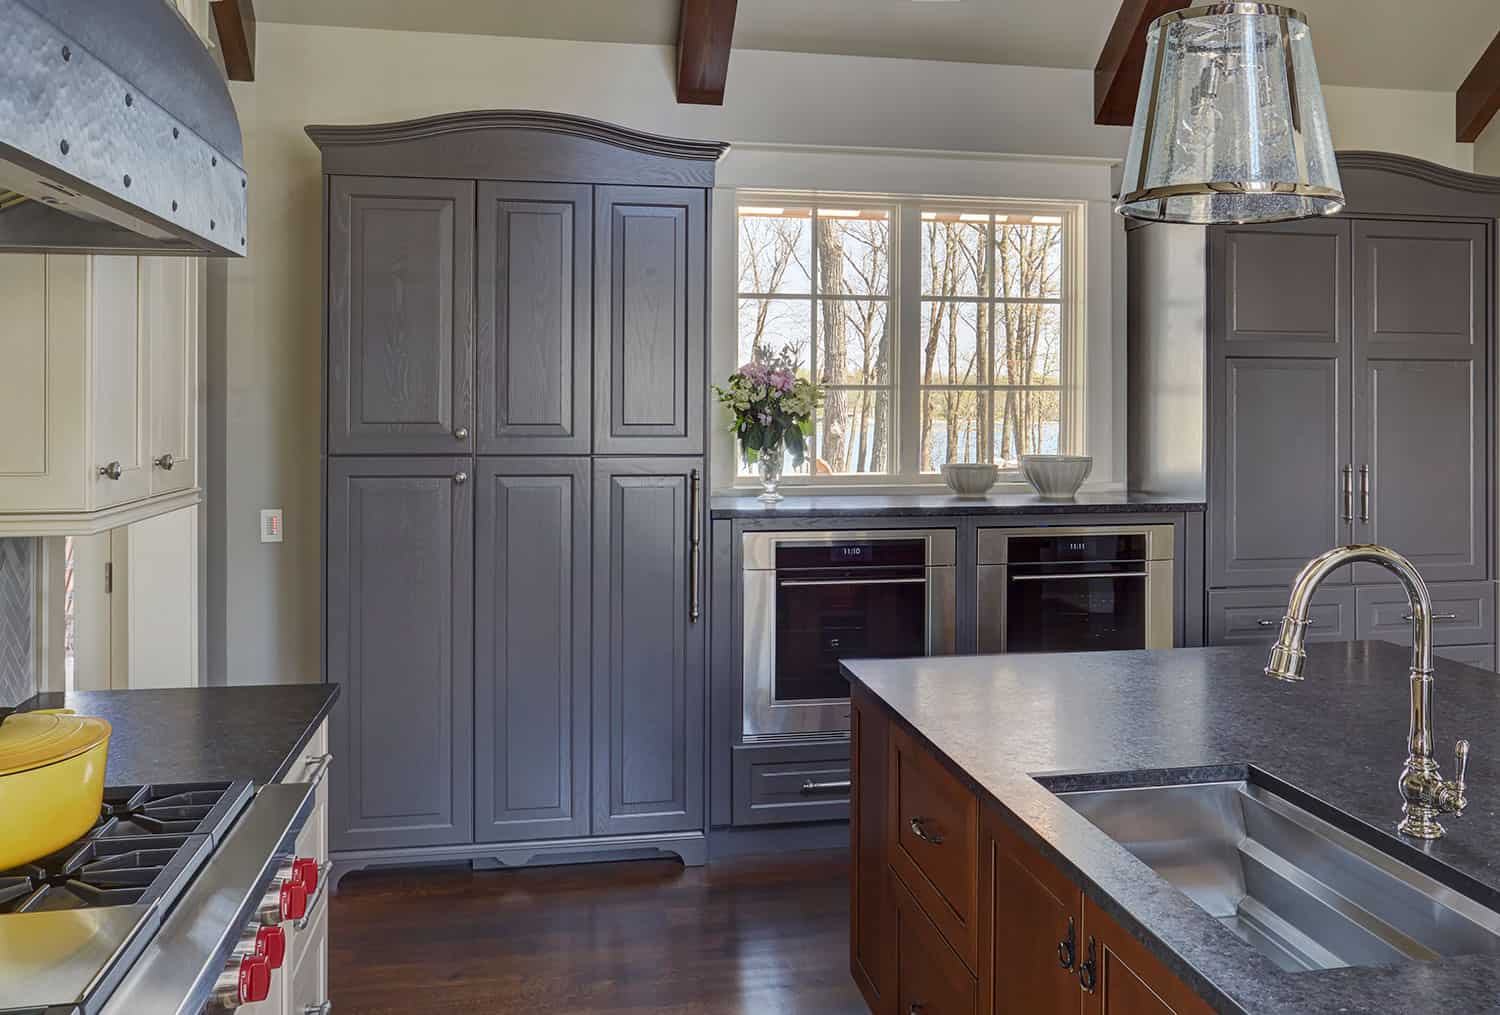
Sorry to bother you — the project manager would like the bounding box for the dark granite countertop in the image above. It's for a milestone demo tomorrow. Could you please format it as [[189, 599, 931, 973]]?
[[711, 490, 1206, 518], [17, 683, 339, 787], [843, 642, 1500, 1014]]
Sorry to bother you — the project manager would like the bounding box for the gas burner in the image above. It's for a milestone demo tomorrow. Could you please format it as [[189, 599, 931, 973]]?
[[97, 781, 252, 844]]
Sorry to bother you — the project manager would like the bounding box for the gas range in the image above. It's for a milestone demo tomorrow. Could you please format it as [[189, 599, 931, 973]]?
[[0, 780, 317, 1015]]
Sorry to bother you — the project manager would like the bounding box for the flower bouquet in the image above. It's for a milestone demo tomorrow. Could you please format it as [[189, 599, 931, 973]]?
[[713, 347, 824, 502]]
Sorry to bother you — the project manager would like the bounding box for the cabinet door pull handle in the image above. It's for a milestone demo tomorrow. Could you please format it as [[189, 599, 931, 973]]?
[[1057, 916, 1076, 971], [1405, 612, 1459, 623], [1078, 935, 1098, 994], [153, 453, 175, 471], [98, 461, 123, 481], [293, 861, 334, 930], [453, 426, 469, 441], [1258, 618, 1321, 628], [908, 816, 944, 845], [1359, 464, 1371, 523], [302, 752, 334, 789], [453, 471, 468, 485], [303, 1000, 333, 1014], [908, 1005, 925, 1015], [799, 778, 851, 795], [689, 468, 701, 623], [1340, 464, 1353, 523]]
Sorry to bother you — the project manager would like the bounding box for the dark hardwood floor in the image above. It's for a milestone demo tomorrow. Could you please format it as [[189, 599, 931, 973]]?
[[329, 848, 868, 1014]]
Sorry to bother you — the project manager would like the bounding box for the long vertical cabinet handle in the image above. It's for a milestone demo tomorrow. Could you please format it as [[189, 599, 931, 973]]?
[[1359, 464, 1371, 523], [1340, 464, 1353, 523], [689, 468, 702, 623]]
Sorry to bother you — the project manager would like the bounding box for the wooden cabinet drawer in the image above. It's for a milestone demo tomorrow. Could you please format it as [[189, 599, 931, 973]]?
[[1207, 587, 1356, 645], [893, 868, 977, 1015], [1357, 581, 1495, 647], [731, 740, 850, 826], [889, 723, 979, 972]]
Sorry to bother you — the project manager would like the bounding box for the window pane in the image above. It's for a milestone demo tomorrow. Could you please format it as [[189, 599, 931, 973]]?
[[994, 303, 1061, 385], [737, 443, 811, 479], [920, 219, 986, 298], [815, 213, 890, 298], [815, 389, 891, 475], [738, 207, 811, 294], [738, 298, 811, 368], [920, 390, 988, 473], [995, 221, 1063, 299], [993, 388, 1062, 466], [819, 299, 889, 386], [919, 301, 984, 386]]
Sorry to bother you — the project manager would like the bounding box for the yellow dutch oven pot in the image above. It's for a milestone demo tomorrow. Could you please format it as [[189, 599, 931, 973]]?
[[0, 709, 111, 869]]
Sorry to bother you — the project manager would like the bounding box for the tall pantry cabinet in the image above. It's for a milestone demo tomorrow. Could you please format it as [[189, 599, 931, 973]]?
[[311, 113, 727, 884]]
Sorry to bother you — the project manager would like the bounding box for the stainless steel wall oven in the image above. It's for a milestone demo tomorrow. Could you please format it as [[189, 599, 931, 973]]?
[[743, 529, 957, 740]]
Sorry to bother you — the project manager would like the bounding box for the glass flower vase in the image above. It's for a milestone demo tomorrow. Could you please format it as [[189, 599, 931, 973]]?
[[755, 440, 784, 503]]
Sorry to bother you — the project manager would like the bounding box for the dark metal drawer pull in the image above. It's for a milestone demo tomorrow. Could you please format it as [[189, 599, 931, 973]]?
[[1405, 612, 1459, 622], [800, 778, 851, 795], [779, 577, 927, 587], [909, 816, 944, 845], [1078, 936, 1098, 993], [1058, 917, 1076, 971], [1011, 572, 1149, 582]]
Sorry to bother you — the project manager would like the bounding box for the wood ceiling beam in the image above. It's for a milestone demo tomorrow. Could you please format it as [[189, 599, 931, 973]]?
[[676, 0, 738, 105], [1094, 0, 1189, 126], [1457, 29, 1500, 143], [210, 0, 256, 83]]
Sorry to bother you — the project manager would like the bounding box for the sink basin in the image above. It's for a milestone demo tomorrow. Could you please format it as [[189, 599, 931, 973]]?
[[1054, 777, 1500, 972]]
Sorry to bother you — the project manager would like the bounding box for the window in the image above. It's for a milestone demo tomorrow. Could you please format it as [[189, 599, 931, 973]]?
[[734, 195, 1079, 486]]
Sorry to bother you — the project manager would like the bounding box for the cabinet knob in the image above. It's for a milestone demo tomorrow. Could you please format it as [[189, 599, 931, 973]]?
[[453, 426, 470, 441], [453, 471, 469, 485], [97, 461, 123, 481], [154, 453, 176, 471]]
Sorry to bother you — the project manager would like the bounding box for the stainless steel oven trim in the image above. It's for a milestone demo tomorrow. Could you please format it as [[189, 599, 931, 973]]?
[[976, 523, 1176, 565], [742, 529, 957, 740]]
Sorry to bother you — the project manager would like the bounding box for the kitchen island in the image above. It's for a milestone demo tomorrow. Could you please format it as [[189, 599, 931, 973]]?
[[843, 641, 1500, 1014]]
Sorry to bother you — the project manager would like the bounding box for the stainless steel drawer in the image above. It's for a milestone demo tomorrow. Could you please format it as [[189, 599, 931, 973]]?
[[1357, 581, 1496, 648], [1208, 587, 1357, 645]]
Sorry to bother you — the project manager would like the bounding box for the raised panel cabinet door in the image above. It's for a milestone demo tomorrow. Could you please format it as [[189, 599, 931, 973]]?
[[1352, 220, 1488, 584], [849, 687, 891, 1012], [591, 457, 705, 835], [1208, 356, 1350, 588], [328, 176, 475, 455], [140, 257, 197, 495], [980, 811, 1081, 1015], [1082, 895, 1214, 1015], [327, 457, 474, 851], [474, 457, 591, 842], [91, 255, 152, 508], [892, 869, 979, 1015], [593, 187, 706, 455], [1212, 218, 1351, 356], [476, 182, 592, 454], [1206, 587, 1357, 646]]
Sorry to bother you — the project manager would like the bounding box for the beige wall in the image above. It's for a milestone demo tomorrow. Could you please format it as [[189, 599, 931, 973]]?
[[1478, 119, 1500, 176], [221, 22, 1480, 686]]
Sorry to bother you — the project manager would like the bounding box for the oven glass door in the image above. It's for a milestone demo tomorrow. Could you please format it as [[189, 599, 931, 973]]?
[[1005, 560, 1148, 653], [774, 569, 927, 703]]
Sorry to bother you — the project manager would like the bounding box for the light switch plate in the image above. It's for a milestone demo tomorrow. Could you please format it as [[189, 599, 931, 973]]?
[[260, 509, 283, 543]]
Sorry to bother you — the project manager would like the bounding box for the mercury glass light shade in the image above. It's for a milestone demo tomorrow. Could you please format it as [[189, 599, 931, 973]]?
[[1117, 3, 1343, 225]]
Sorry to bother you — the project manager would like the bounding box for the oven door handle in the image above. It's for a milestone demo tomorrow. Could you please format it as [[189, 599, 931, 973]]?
[[778, 577, 928, 587], [1009, 571, 1151, 581]]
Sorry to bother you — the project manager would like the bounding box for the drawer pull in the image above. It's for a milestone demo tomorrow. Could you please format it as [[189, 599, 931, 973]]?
[[294, 860, 334, 930], [800, 778, 851, 795], [302, 752, 334, 789], [304, 1004, 333, 1015], [1078, 936, 1098, 994], [1404, 612, 1459, 623], [1257, 618, 1322, 628], [908, 816, 944, 845], [1057, 916, 1076, 971], [908, 1005, 926, 1014]]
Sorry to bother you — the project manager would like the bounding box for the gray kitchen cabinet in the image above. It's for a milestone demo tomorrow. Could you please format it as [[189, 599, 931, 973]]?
[[327, 457, 473, 851], [592, 457, 705, 835], [730, 741, 851, 826], [1436, 644, 1496, 670], [476, 182, 592, 455], [1213, 218, 1351, 357], [1207, 586, 1357, 646], [474, 457, 591, 842], [1356, 581, 1495, 648], [593, 187, 706, 455], [328, 176, 475, 455], [1351, 220, 1488, 583]]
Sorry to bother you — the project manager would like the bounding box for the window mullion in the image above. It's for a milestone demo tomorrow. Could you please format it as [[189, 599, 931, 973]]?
[[897, 202, 922, 481]]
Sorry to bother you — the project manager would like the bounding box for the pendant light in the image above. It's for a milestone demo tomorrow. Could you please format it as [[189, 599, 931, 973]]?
[[1117, 3, 1343, 225]]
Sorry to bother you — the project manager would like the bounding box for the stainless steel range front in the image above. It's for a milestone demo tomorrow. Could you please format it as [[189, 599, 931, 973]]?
[[743, 529, 957, 740]]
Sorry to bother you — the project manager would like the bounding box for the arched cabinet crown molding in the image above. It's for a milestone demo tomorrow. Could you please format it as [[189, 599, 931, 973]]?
[[305, 109, 731, 187]]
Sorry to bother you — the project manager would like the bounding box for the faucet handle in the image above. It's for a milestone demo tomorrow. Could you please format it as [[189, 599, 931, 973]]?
[[1452, 739, 1471, 810]]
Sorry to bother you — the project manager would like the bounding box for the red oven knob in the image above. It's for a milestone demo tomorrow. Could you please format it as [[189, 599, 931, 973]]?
[[256, 924, 287, 969], [292, 857, 320, 893], [238, 954, 272, 1004], [279, 879, 309, 922]]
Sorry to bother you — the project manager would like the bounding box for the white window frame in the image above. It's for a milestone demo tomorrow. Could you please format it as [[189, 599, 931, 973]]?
[[732, 190, 1087, 489]]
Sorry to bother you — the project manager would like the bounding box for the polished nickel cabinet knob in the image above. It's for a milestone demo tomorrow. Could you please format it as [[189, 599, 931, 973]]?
[[97, 461, 123, 480], [154, 453, 176, 471], [453, 426, 470, 441], [453, 471, 468, 485]]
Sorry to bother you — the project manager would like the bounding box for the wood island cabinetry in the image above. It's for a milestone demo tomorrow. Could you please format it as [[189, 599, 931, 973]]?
[[851, 684, 1212, 1015]]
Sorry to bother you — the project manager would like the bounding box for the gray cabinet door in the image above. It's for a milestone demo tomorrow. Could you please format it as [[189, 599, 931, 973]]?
[[327, 457, 473, 851], [1352, 220, 1488, 583], [477, 182, 592, 455], [474, 457, 591, 842], [593, 187, 706, 455], [328, 177, 475, 455], [592, 457, 705, 835], [1208, 220, 1353, 589]]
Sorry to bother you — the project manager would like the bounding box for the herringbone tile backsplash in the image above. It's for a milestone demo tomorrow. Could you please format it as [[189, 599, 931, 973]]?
[[0, 538, 35, 707]]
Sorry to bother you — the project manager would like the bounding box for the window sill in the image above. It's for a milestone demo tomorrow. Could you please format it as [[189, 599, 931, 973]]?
[[716, 480, 1122, 499]]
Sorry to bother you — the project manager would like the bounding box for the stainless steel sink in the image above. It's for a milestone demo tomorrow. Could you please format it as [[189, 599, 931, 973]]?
[[1054, 779, 1500, 972]]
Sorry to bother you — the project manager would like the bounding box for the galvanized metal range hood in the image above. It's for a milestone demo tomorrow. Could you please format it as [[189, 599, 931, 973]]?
[[0, 0, 247, 256]]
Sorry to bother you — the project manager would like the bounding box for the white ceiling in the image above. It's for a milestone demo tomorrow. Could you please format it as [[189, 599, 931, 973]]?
[[254, 0, 1500, 92]]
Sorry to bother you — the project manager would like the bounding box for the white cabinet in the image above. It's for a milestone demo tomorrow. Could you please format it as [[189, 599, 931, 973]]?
[[280, 720, 332, 1015], [0, 253, 201, 534]]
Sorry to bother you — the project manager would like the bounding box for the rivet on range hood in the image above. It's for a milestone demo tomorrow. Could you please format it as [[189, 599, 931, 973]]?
[[0, 0, 248, 257]]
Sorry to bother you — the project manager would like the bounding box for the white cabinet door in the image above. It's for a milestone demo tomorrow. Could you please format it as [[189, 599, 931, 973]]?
[[90, 256, 151, 508], [141, 257, 197, 495], [114, 505, 200, 688]]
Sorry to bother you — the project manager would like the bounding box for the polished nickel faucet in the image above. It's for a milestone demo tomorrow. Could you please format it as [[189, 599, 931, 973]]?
[[1265, 544, 1471, 840]]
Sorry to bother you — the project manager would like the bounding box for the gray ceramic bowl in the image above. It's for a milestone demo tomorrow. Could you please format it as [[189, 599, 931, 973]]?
[[941, 463, 999, 497], [1019, 455, 1092, 499]]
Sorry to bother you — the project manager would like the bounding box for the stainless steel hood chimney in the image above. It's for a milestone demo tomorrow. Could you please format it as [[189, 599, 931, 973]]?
[[0, 0, 247, 256]]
